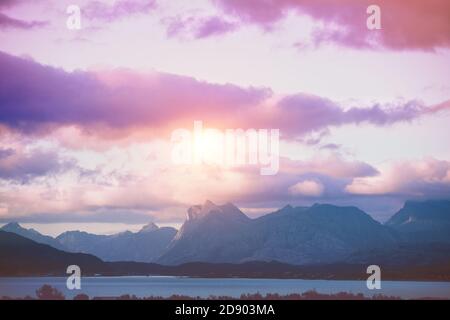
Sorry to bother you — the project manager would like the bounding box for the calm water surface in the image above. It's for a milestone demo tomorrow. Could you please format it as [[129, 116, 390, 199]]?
[[0, 277, 449, 299]]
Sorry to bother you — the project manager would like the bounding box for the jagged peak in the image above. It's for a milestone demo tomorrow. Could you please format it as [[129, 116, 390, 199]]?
[[186, 200, 249, 221], [187, 200, 218, 220], [203, 199, 216, 207], [2, 222, 23, 230], [139, 222, 159, 233]]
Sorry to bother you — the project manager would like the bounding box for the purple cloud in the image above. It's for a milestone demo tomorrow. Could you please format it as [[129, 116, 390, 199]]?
[[0, 0, 24, 8], [320, 143, 341, 150], [213, 0, 450, 51], [0, 148, 15, 159], [0, 148, 63, 182], [165, 15, 237, 39], [0, 51, 269, 135], [83, 0, 156, 22], [0, 51, 446, 139], [269, 94, 427, 137], [0, 12, 47, 30]]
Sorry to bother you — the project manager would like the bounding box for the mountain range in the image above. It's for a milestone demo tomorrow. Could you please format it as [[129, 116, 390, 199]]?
[[1, 199, 450, 267], [0, 221, 176, 263], [158, 201, 400, 265], [1, 230, 449, 280], [1, 222, 66, 251], [57, 223, 177, 262]]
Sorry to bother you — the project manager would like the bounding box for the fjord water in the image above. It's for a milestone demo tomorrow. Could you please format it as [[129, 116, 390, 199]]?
[[1, 277, 449, 299]]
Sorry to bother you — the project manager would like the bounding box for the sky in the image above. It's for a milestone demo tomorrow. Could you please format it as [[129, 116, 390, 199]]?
[[0, 0, 449, 235]]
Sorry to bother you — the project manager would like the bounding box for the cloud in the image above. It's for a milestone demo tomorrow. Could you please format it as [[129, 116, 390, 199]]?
[[213, 0, 450, 50], [83, 0, 156, 22], [0, 148, 15, 159], [0, 137, 445, 223], [0, 141, 380, 222], [427, 99, 450, 114], [0, 147, 66, 182], [320, 143, 340, 150], [281, 155, 379, 179], [195, 154, 380, 206], [267, 94, 429, 137], [346, 158, 450, 198], [165, 15, 237, 39], [0, 207, 156, 224], [0, 0, 24, 9], [1, 51, 445, 142], [0, 51, 269, 136], [288, 179, 324, 196], [0, 12, 47, 30]]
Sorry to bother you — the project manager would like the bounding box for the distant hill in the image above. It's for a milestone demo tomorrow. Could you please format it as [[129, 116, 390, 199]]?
[[386, 200, 450, 244], [1, 222, 67, 251], [1, 230, 449, 281], [0, 230, 106, 276], [1, 222, 177, 263], [57, 223, 177, 262]]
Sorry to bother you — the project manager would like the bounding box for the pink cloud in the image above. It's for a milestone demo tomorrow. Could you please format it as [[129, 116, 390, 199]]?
[[0, 11, 47, 30], [347, 158, 450, 197], [288, 179, 324, 197], [214, 0, 450, 50], [0, 148, 380, 220]]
